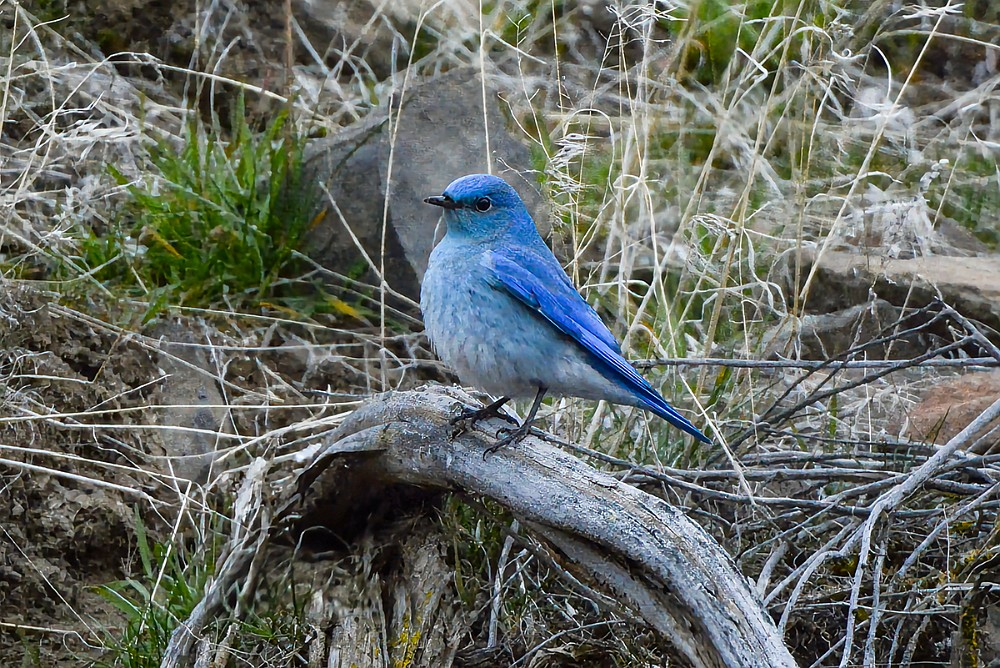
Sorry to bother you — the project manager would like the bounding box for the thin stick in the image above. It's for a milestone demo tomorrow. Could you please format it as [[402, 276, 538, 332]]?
[[637, 356, 999, 370]]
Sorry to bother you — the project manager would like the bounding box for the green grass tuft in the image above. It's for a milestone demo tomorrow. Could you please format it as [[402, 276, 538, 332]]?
[[94, 511, 219, 668], [69, 98, 316, 320]]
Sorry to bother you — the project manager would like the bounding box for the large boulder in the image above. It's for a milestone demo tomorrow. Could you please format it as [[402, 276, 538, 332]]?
[[301, 68, 547, 302]]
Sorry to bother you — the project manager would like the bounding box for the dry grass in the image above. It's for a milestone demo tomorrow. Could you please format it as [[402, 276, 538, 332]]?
[[3, 0, 1000, 665]]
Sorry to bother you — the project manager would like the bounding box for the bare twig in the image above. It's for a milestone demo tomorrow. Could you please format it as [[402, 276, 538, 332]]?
[[638, 356, 999, 370]]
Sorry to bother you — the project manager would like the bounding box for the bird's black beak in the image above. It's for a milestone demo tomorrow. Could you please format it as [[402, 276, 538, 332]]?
[[424, 195, 461, 210]]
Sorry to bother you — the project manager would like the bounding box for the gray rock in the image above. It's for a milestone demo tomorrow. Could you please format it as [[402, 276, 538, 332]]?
[[791, 249, 1000, 336], [760, 299, 920, 360], [150, 322, 230, 484], [300, 67, 547, 302]]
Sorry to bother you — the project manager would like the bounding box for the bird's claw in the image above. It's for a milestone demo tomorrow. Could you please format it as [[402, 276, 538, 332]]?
[[449, 400, 516, 440], [483, 423, 532, 458], [494, 425, 517, 439]]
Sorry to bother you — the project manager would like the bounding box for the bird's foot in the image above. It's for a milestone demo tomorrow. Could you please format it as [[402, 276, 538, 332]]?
[[483, 422, 534, 457], [449, 397, 516, 439], [481, 387, 548, 457]]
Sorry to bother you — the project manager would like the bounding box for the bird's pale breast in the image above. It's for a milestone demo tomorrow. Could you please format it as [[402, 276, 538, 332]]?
[[421, 239, 636, 405]]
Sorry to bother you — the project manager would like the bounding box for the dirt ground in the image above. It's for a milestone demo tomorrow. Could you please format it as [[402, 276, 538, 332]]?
[[0, 283, 438, 666], [0, 288, 161, 664]]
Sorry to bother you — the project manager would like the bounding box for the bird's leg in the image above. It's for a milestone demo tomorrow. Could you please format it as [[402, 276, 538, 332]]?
[[450, 396, 516, 438], [484, 387, 547, 456]]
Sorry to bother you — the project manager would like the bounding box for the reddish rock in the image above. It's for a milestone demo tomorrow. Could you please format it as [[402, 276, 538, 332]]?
[[906, 370, 1000, 447]]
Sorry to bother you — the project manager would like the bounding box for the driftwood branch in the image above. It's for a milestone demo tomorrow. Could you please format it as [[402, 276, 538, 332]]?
[[301, 387, 794, 668], [164, 386, 796, 667]]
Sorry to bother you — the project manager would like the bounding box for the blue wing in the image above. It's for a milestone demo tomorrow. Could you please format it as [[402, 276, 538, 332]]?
[[484, 249, 711, 443]]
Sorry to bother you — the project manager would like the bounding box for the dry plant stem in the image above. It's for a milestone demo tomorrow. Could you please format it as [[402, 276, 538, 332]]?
[[164, 387, 796, 668], [723, 302, 988, 453], [891, 479, 1000, 587], [641, 356, 999, 370], [552, 436, 987, 519], [761, 306, 1000, 661], [756, 335, 967, 437], [946, 303, 1000, 365], [462, 497, 642, 625], [488, 518, 517, 648], [836, 306, 1000, 664], [160, 460, 275, 668], [160, 432, 383, 668]]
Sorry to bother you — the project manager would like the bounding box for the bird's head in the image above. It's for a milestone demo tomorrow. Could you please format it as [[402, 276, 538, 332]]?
[[424, 174, 534, 241]]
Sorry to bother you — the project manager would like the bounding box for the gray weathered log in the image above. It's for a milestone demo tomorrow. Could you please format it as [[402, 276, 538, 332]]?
[[164, 385, 797, 668], [303, 386, 797, 668]]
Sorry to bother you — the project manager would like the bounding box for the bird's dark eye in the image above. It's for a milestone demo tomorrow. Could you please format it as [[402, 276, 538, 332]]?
[[474, 197, 492, 212]]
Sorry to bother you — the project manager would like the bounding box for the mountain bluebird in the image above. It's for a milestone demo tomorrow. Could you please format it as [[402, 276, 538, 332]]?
[[421, 173, 710, 452]]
